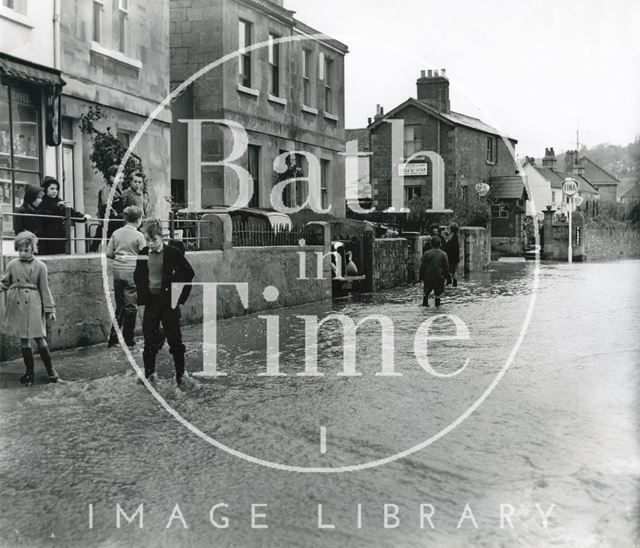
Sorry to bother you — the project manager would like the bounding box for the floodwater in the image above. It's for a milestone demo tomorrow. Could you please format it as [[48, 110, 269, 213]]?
[[0, 260, 639, 547]]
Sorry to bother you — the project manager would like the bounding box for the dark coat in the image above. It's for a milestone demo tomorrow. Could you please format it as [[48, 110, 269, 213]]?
[[13, 184, 43, 237], [133, 244, 195, 307], [419, 248, 451, 282], [38, 195, 87, 255], [445, 233, 461, 267]]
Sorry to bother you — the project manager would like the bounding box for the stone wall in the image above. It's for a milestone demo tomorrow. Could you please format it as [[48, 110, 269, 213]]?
[[0, 245, 330, 361], [459, 227, 490, 273], [372, 238, 409, 291], [582, 223, 640, 262]]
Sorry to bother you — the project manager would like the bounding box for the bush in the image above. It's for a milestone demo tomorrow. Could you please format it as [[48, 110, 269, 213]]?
[[79, 105, 144, 190]]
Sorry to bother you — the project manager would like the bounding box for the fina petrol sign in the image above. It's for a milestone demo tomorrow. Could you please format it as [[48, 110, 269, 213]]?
[[562, 178, 579, 197], [398, 163, 429, 177]]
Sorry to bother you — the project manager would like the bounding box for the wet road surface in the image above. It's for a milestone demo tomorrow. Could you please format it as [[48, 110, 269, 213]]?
[[0, 260, 639, 547]]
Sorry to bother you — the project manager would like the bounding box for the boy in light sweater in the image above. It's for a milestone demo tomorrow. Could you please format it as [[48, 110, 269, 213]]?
[[106, 206, 145, 347]]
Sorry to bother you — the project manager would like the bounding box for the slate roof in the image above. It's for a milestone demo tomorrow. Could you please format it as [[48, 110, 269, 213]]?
[[345, 128, 370, 152], [368, 98, 517, 142], [489, 176, 527, 200], [531, 166, 599, 195], [620, 182, 640, 200], [581, 157, 620, 187]]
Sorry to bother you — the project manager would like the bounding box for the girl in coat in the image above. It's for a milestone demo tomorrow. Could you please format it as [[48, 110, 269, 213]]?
[[13, 184, 44, 239], [39, 177, 91, 255], [0, 231, 58, 385]]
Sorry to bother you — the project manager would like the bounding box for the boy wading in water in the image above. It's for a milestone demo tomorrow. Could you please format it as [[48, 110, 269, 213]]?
[[134, 219, 194, 384], [0, 232, 58, 385], [106, 205, 145, 348], [419, 235, 452, 308]]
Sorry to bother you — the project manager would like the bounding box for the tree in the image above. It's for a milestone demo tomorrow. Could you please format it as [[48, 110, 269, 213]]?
[[79, 105, 144, 190]]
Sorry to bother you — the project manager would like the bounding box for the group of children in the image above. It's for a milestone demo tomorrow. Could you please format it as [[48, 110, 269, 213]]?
[[1, 210, 195, 387], [418, 223, 461, 307]]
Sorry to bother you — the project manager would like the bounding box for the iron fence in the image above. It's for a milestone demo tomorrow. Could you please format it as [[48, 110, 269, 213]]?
[[1, 209, 324, 255], [232, 222, 323, 247]]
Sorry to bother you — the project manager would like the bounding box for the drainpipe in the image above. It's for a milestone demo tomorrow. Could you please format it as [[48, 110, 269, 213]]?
[[53, 0, 62, 181]]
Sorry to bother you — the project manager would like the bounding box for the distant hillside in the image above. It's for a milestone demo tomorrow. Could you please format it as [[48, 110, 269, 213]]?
[[553, 140, 640, 182]]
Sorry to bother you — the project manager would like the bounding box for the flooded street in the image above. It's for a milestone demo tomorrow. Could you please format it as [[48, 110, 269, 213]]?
[[1, 260, 639, 547]]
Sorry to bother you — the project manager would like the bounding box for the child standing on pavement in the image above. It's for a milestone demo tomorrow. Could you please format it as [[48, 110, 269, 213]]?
[[134, 219, 194, 384], [0, 232, 58, 385], [418, 235, 452, 308], [105, 205, 146, 348]]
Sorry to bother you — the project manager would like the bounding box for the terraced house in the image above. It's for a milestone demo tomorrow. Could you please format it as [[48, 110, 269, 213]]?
[[0, 0, 172, 243], [170, 0, 348, 216]]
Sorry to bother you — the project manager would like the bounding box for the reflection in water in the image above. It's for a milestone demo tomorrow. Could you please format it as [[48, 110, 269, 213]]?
[[0, 261, 639, 547]]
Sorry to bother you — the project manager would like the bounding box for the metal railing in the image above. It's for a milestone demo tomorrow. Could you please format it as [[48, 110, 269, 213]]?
[[232, 222, 320, 247], [1, 209, 324, 255]]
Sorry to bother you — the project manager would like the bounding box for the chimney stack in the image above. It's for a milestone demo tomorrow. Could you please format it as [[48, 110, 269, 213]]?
[[374, 104, 385, 121], [542, 147, 557, 169], [565, 150, 585, 176], [417, 68, 450, 113]]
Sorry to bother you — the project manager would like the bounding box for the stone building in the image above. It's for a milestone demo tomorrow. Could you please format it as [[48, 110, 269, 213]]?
[[0, 0, 61, 219], [170, 0, 348, 216], [367, 69, 521, 216], [565, 150, 620, 203], [523, 149, 599, 214], [1, 0, 171, 236], [59, 0, 171, 221]]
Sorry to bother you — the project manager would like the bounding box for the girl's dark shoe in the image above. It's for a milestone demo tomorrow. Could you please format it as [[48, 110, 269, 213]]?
[[39, 347, 58, 383], [20, 348, 35, 386], [422, 296, 429, 307], [452, 279, 458, 287], [20, 373, 34, 386], [435, 297, 441, 307]]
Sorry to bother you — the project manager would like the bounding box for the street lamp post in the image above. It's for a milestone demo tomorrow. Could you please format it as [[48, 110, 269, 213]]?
[[562, 178, 579, 264]]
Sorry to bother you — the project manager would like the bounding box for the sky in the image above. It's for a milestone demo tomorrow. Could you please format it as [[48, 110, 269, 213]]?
[[287, 0, 640, 158]]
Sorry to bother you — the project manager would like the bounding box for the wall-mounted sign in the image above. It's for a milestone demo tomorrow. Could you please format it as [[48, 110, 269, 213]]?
[[398, 163, 428, 177]]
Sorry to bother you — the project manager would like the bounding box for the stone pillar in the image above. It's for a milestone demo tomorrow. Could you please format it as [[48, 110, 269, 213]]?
[[403, 231, 420, 282], [542, 208, 555, 260], [361, 228, 375, 293], [200, 213, 232, 251]]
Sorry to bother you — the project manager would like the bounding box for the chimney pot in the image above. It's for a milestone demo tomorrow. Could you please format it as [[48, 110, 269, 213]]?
[[434, 69, 439, 77], [420, 70, 426, 78], [427, 69, 433, 77], [440, 68, 446, 76]]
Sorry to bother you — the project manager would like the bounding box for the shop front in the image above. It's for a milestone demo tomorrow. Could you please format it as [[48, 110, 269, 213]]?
[[0, 53, 64, 225]]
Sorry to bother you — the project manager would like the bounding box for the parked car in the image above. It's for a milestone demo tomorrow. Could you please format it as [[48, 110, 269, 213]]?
[[172, 206, 292, 249]]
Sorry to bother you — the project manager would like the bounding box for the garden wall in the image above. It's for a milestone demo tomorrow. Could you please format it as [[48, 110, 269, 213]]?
[[0, 245, 331, 361]]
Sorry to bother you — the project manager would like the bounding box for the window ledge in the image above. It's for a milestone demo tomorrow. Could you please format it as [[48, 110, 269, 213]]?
[[237, 84, 260, 98], [90, 41, 142, 70], [323, 111, 339, 122], [268, 94, 287, 106], [486, 160, 496, 166], [0, 6, 34, 28], [302, 105, 318, 115]]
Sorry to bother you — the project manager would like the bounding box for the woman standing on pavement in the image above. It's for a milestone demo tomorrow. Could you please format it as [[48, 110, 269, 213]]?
[[39, 177, 91, 255]]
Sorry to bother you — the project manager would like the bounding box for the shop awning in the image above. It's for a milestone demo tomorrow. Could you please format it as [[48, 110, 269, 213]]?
[[0, 53, 65, 89]]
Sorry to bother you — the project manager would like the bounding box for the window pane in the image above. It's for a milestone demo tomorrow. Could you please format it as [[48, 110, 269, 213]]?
[[93, 1, 101, 42], [0, 169, 12, 215], [10, 87, 40, 171], [0, 85, 11, 169], [119, 11, 127, 53]]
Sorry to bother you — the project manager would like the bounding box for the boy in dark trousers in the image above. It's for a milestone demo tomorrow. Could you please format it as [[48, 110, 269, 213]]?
[[134, 219, 195, 384], [445, 223, 461, 287], [418, 236, 452, 307]]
